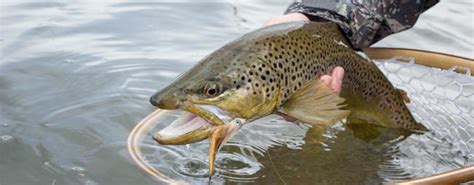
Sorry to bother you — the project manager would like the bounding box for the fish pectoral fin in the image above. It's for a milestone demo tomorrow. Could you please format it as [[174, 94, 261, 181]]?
[[280, 79, 350, 126]]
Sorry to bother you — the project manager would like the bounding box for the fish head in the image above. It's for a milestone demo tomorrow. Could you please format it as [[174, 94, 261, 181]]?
[[149, 47, 279, 146]]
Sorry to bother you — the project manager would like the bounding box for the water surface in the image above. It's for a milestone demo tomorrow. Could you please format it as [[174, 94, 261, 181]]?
[[1, 1, 473, 184]]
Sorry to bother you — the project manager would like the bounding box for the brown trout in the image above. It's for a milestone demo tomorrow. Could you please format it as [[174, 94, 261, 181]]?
[[149, 21, 427, 176]]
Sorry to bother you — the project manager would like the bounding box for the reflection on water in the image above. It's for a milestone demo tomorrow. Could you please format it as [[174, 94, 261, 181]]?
[[0, 1, 473, 184]]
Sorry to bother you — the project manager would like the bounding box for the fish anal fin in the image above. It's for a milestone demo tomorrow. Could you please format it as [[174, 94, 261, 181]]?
[[280, 79, 350, 126]]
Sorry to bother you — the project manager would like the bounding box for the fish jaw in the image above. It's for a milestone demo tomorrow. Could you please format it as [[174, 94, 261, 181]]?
[[153, 113, 211, 145], [151, 101, 246, 177], [153, 102, 234, 145]]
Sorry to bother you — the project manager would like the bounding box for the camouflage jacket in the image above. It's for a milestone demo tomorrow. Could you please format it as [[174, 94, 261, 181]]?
[[285, 0, 439, 49]]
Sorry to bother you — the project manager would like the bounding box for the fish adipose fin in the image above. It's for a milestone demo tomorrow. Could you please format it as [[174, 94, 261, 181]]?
[[280, 79, 351, 126], [396, 88, 410, 103]]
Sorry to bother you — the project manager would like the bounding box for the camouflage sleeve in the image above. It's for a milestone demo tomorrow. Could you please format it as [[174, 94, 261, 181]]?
[[285, 0, 439, 49]]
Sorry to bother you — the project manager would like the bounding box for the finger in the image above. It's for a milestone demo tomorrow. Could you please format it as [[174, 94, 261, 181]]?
[[330, 67, 344, 94], [319, 75, 332, 87]]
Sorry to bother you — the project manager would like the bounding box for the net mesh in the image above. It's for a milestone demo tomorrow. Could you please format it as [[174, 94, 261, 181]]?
[[374, 58, 474, 180]]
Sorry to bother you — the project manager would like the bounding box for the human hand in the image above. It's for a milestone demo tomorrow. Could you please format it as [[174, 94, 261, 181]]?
[[264, 13, 310, 26]]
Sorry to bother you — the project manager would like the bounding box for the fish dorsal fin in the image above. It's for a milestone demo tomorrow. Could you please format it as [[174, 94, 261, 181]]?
[[280, 79, 350, 126]]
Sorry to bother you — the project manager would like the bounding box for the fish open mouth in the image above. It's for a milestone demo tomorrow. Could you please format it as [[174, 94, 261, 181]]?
[[152, 102, 245, 176], [153, 104, 232, 145]]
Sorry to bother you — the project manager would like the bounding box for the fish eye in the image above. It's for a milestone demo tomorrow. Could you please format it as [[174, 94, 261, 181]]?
[[204, 83, 221, 97]]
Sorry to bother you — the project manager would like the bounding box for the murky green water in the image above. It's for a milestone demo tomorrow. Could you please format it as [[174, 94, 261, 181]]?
[[1, 1, 473, 185]]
